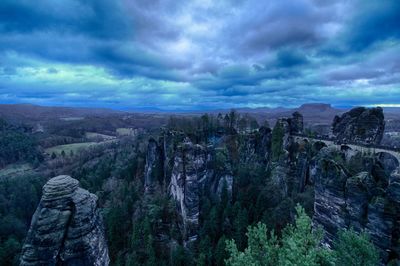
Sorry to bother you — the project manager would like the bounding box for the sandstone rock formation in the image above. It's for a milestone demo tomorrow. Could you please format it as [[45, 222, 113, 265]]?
[[169, 140, 209, 247], [332, 107, 385, 145], [290, 111, 304, 134], [20, 175, 109, 266], [144, 138, 163, 194], [311, 147, 400, 262]]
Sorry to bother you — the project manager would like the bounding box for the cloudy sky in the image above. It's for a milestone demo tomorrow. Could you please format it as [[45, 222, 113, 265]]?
[[0, 0, 399, 110]]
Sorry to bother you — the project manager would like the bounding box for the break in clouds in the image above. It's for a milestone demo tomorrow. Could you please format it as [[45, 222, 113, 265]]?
[[0, 0, 399, 110]]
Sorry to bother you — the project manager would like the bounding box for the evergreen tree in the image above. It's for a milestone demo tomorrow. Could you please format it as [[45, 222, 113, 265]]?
[[331, 229, 379, 266], [279, 205, 323, 266], [225, 205, 380, 266]]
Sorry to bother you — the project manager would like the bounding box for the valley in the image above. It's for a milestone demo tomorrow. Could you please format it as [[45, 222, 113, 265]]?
[[1, 104, 400, 265]]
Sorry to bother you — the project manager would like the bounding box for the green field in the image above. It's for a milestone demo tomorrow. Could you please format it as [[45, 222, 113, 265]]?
[[60, 117, 84, 121], [116, 127, 138, 136], [45, 138, 118, 156], [85, 132, 116, 141], [45, 142, 97, 156]]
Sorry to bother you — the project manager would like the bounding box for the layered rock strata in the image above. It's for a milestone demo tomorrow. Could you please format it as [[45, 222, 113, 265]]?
[[20, 175, 109, 266], [332, 107, 385, 145]]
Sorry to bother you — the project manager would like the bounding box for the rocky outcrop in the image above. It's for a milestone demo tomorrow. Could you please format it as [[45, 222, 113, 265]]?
[[169, 140, 209, 247], [332, 107, 385, 145], [311, 147, 400, 262], [20, 175, 109, 266], [290, 111, 304, 134], [312, 149, 349, 244], [144, 138, 163, 194], [259, 126, 272, 161]]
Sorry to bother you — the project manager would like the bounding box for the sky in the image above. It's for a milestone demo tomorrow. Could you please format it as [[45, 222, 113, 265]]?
[[0, 0, 399, 111]]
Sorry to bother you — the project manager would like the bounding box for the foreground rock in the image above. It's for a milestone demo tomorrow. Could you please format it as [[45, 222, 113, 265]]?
[[332, 107, 385, 145], [20, 175, 109, 266]]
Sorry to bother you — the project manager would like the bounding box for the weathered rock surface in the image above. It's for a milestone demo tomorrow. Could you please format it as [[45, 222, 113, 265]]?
[[144, 138, 163, 194], [311, 147, 400, 263], [290, 111, 304, 134], [20, 175, 109, 266], [169, 140, 209, 247], [332, 107, 385, 145]]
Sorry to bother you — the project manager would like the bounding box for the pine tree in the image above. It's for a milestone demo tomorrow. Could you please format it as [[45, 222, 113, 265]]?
[[332, 229, 379, 266]]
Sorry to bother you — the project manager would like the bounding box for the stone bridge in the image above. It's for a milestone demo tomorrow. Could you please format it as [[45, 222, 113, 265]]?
[[293, 135, 400, 166]]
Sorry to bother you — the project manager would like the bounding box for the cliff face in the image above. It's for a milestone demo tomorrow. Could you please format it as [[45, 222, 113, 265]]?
[[20, 175, 109, 266], [142, 127, 272, 248], [311, 147, 400, 262], [144, 138, 163, 194], [271, 113, 312, 197], [169, 140, 210, 247], [332, 107, 385, 145]]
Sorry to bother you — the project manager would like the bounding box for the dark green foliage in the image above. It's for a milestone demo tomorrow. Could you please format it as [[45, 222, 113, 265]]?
[[331, 229, 379, 266], [225, 206, 379, 266], [0, 237, 21, 265], [0, 174, 45, 265], [0, 119, 43, 167]]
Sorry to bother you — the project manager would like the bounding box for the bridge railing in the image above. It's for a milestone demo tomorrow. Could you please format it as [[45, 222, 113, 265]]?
[[292, 133, 400, 153]]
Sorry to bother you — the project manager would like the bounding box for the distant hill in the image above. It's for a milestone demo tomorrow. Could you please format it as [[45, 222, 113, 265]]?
[[229, 103, 347, 126], [0, 103, 397, 129], [0, 104, 123, 123]]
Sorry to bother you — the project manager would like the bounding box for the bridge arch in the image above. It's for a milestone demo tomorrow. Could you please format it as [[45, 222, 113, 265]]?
[[340, 145, 353, 151], [313, 141, 327, 152]]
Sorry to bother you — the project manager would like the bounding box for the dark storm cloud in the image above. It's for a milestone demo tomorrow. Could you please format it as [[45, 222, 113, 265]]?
[[223, 0, 340, 57], [274, 49, 309, 68], [0, 0, 132, 39], [0, 0, 189, 80], [344, 1, 400, 51], [0, 0, 399, 109]]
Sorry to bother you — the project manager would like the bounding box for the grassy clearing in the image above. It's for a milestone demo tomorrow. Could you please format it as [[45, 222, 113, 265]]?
[[0, 163, 33, 179], [116, 127, 137, 136], [60, 117, 84, 121], [45, 139, 118, 156], [45, 142, 97, 156], [85, 132, 116, 141]]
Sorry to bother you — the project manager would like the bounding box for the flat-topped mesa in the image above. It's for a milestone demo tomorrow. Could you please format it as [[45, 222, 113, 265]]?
[[20, 175, 109, 266], [332, 107, 385, 145]]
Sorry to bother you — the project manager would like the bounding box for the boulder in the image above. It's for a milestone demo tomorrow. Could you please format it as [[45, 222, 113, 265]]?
[[332, 107, 385, 145]]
